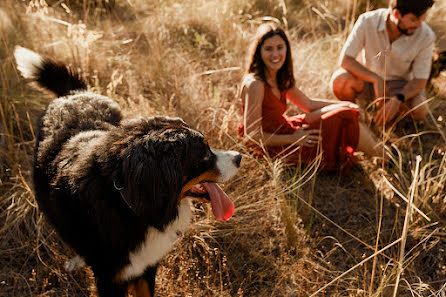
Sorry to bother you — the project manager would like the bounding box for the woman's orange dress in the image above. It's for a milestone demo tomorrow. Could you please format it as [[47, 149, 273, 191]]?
[[239, 85, 360, 171]]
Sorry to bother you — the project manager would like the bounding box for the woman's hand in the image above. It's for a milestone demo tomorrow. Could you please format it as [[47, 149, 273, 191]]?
[[320, 102, 360, 114], [335, 101, 365, 120], [305, 102, 363, 124], [291, 125, 321, 147]]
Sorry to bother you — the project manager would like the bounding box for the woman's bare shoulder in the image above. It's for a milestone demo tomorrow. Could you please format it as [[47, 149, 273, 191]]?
[[242, 74, 264, 92], [239, 74, 265, 102]]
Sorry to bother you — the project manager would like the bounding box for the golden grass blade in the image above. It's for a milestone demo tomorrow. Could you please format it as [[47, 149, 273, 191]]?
[[392, 155, 422, 297], [195, 66, 241, 77], [370, 70, 388, 297], [382, 177, 431, 221]]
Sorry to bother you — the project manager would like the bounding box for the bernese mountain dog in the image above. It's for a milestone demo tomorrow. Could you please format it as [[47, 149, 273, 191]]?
[[14, 46, 241, 297]]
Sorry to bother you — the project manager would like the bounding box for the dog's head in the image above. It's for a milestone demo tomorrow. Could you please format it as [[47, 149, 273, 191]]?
[[106, 116, 241, 229]]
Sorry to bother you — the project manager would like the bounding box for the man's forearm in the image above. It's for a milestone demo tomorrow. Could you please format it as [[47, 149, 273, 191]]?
[[399, 79, 427, 100], [341, 55, 379, 83]]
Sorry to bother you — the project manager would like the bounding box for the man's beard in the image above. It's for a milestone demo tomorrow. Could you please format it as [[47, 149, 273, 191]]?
[[397, 21, 416, 36]]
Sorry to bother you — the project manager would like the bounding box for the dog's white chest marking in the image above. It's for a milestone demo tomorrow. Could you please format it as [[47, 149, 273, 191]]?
[[121, 200, 192, 280]]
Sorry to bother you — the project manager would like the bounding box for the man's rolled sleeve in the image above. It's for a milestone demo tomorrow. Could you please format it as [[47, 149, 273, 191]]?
[[341, 14, 366, 59], [411, 33, 435, 79]]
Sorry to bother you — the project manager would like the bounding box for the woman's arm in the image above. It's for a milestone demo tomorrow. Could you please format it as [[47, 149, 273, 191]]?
[[286, 85, 361, 120], [242, 79, 320, 147], [286, 86, 343, 112], [285, 85, 362, 124]]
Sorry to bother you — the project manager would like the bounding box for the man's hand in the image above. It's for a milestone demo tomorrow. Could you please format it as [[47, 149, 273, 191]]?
[[373, 97, 401, 125]]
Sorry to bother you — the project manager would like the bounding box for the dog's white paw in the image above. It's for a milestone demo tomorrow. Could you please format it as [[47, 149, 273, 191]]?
[[64, 255, 86, 272]]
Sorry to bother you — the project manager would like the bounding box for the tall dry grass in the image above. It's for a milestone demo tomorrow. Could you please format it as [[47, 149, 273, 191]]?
[[1, 0, 445, 296]]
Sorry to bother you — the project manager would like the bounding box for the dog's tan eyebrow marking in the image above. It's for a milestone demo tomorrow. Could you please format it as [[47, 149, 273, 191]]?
[[134, 279, 152, 297], [115, 269, 126, 282]]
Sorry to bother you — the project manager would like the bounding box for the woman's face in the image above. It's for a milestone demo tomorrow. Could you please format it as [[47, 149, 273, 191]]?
[[260, 34, 287, 74]]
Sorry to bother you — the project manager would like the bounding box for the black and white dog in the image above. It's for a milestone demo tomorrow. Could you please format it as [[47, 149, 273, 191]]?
[[15, 47, 241, 297]]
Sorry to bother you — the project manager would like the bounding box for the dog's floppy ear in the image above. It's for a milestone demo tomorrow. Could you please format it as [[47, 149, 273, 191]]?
[[118, 138, 185, 229]]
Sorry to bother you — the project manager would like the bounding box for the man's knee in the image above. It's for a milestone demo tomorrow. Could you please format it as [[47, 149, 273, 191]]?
[[410, 104, 428, 121], [408, 93, 429, 121], [331, 69, 363, 102]]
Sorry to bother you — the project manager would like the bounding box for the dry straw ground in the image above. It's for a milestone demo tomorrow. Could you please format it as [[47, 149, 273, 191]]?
[[1, 0, 446, 296]]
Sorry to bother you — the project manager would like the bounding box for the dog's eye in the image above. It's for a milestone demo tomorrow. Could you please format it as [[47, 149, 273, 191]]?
[[203, 151, 211, 161], [203, 148, 213, 162]]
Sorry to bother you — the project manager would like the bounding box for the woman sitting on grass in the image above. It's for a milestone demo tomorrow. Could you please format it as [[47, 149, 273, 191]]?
[[238, 22, 384, 171]]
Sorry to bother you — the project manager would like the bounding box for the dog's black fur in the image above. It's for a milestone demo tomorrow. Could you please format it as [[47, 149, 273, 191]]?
[[15, 47, 241, 297]]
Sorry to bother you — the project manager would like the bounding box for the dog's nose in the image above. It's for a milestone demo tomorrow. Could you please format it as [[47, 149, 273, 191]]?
[[233, 154, 242, 167]]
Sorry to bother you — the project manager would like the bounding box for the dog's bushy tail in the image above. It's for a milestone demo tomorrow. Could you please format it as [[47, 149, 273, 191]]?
[[14, 46, 87, 97]]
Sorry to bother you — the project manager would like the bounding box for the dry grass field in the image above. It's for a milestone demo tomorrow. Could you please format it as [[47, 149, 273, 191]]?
[[1, 0, 446, 296]]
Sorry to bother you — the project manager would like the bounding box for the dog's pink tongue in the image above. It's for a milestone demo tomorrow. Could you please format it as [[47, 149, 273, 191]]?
[[202, 183, 234, 222]]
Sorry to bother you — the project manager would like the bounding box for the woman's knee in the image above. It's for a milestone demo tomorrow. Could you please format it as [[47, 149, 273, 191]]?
[[337, 108, 360, 121]]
